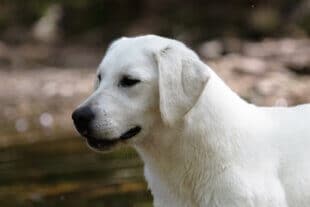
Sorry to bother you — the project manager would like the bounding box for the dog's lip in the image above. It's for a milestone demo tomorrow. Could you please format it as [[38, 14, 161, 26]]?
[[85, 126, 141, 150], [119, 126, 141, 140], [86, 137, 118, 150]]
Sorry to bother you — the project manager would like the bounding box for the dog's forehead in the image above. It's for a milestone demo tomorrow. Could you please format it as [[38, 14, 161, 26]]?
[[98, 36, 166, 75]]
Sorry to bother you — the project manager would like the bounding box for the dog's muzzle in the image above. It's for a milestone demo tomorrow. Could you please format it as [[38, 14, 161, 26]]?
[[72, 106, 141, 150]]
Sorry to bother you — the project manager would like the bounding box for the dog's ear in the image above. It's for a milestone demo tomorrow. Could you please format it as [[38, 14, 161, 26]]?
[[154, 45, 210, 126]]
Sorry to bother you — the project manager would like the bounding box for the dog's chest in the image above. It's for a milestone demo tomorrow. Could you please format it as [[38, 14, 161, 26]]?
[[143, 163, 214, 207], [144, 163, 290, 207], [144, 166, 195, 207]]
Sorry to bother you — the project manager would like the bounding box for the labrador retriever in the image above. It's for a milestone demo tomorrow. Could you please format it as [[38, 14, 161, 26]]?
[[72, 35, 310, 207]]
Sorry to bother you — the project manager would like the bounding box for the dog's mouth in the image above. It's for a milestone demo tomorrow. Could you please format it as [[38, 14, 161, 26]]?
[[86, 126, 141, 150]]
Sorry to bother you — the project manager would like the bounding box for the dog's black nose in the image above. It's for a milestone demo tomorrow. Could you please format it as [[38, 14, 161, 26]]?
[[72, 106, 95, 136]]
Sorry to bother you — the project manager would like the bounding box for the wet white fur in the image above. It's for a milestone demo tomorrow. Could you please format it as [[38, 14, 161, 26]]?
[[81, 35, 310, 207]]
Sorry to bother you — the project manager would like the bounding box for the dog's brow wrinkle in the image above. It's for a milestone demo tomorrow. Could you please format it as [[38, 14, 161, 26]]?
[[160, 46, 171, 55]]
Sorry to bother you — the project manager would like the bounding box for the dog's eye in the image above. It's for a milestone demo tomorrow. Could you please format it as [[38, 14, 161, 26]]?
[[119, 76, 141, 87], [97, 74, 102, 82]]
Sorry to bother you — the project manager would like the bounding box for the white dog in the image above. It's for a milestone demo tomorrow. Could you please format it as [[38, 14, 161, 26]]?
[[72, 35, 310, 207]]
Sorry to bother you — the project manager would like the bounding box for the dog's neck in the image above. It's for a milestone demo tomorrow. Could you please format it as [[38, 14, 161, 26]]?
[[134, 71, 256, 206]]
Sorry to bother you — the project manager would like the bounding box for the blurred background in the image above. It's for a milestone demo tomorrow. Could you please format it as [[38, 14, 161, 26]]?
[[0, 0, 309, 206]]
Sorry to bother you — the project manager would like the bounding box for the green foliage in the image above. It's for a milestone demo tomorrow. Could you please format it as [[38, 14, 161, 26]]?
[[299, 14, 310, 33], [0, 0, 308, 42]]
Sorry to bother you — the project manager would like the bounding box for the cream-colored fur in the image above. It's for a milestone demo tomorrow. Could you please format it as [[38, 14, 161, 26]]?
[[75, 35, 310, 207]]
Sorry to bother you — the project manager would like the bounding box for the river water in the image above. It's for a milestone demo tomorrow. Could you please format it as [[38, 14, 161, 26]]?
[[0, 137, 152, 207]]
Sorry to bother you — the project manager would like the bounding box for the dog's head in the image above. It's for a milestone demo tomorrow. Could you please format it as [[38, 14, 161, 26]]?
[[72, 35, 210, 151]]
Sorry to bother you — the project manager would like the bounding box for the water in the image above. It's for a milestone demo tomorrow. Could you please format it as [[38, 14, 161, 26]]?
[[0, 137, 152, 207]]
